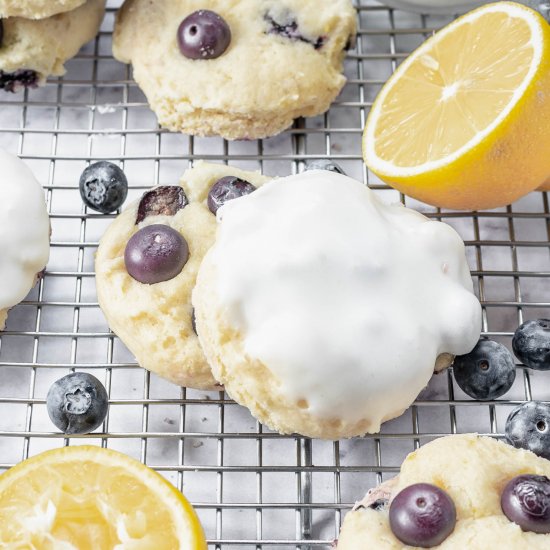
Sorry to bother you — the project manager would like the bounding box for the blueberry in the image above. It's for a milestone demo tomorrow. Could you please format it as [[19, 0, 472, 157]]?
[[389, 483, 456, 547], [46, 373, 108, 435], [136, 186, 188, 224], [513, 319, 550, 371], [505, 401, 550, 459], [177, 10, 231, 60], [79, 161, 128, 214], [452, 339, 515, 400], [125, 224, 189, 284], [501, 475, 550, 533], [207, 176, 256, 214], [305, 159, 346, 175]]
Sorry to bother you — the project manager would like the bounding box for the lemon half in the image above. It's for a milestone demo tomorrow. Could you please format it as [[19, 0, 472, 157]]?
[[0, 446, 207, 549], [363, 1, 550, 210]]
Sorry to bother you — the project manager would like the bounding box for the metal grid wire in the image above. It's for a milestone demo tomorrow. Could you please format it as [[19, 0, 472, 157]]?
[[1, 0, 550, 548]]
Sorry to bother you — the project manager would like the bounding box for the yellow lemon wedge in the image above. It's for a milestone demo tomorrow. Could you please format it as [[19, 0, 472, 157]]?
[[0, 446, 207, 550], [363, 1, 550, 210]]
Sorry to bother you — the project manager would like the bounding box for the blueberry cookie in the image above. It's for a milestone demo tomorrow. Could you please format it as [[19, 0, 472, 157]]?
[[0, 0, 87, 19], [337, 434, 550, 549], [0, 0, 105, 92], [112, 0, 356, 140], [192, 170, 481, 439], [0, 149, 50, 330], [95, 162, 271, 389]]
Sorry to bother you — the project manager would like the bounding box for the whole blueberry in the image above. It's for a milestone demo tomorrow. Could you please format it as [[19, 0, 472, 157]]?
[[125, 224, 189, 284], [79, 161, 128, 214], [389, 483, 456, 547], [453, 339, 515, 400], [501, 475, 550, 533], [505, 401, 550, 460], [177, 10, 231, 60], [513, 319, 550, 371], [46, 373, 108, 435], [305, 159, 346, 175], [207, 176, 256, 214]]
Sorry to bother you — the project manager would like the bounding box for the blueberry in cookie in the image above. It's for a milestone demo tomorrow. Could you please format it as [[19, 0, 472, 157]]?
[[337, 435, 550, 549], [125, 224, 190, 285], [177, 10, 231, 60]]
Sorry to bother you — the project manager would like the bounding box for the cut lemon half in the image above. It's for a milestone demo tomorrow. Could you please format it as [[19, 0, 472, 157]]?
[[363, 1, 550, 210], [0, 446, 207, 550]]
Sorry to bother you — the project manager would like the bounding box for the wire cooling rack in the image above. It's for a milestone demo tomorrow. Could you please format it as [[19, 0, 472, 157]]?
[[1, 1, 550, 548]]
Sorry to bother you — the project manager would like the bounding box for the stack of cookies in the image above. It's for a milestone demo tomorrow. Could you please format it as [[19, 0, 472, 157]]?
[[0, 0, 105, 92], [95, 162, 482, 440]]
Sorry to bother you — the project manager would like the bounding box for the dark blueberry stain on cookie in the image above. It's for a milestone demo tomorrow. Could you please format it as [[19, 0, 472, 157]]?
[[354, 498, 389, 512], [368, 498, 389, 511], [0, 69, 40, 93], [265, 13, 325, 50], [136, 186, 188, 224]]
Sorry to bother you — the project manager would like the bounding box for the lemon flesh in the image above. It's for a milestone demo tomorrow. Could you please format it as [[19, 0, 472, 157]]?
[[0, 446, 207, 550], [363, 2, 550, 210]]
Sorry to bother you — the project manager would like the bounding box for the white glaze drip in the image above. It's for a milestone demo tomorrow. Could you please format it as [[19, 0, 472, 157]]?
[[211, 171, 481, 428], [0, 149, 50, 311]]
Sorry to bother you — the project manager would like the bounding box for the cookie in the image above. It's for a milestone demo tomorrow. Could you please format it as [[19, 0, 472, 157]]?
[[95, 162, 271, 389], [337, 434, 550, 549], [112, 0, 357, 140], [0, 0, 105, 92], [0, 0, 86, 19], [192, 170, 481, 439], [0, 149, 50, 330]]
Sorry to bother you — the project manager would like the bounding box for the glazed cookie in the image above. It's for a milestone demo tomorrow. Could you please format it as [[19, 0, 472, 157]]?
[[193, 170, 482, 439], [95, 162, 271, 389], [113, 0, 356, 140], [0, 0, 87, 19], [337, 434, 550, 549], [0, 149, 50, 330], [0, 0, 105, 92]]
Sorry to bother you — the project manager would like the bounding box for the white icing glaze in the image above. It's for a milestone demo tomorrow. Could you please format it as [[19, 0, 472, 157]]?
[[211, 170, 481, 428], [0, 149, 49, 312]]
